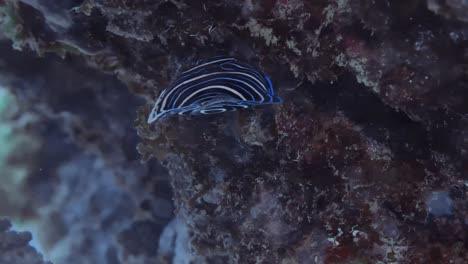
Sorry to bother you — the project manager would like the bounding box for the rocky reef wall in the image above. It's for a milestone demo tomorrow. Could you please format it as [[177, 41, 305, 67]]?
[[0, 0, 467, 263]]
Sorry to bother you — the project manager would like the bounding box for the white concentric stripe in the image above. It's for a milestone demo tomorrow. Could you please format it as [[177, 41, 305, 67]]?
[[232, 69, 268, 92], [200, 108, 227, 114], [221, 62, 268, 91], [161, 71, 267, 109], [181, 62, 268, 93], [181, 58, 236, 75], [174, 84, 265, 107], [152, 104, 198, 121], [179, 85, 247, 107], [191, 94, 223, 105], [166, 77, 264, 109], [171, 78, 263, 108]]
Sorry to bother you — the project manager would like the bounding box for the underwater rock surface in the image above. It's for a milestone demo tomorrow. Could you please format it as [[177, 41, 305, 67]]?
[[0, 0, 467, 263], [0, 218, 51, 264]]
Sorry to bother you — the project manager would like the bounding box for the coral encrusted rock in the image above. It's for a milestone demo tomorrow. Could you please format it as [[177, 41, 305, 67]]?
[[0, 218, 51, 264], [0, 0, 467, 263]]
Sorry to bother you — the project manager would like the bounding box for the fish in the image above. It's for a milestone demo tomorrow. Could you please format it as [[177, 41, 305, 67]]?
[[147, 57, 283, 124]]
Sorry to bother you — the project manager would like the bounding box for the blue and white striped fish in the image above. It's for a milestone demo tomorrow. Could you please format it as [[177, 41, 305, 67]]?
[[147, 57, 283, 123]]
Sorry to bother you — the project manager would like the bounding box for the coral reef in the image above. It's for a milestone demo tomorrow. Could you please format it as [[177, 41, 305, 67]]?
[[0, 0, 467, 263]]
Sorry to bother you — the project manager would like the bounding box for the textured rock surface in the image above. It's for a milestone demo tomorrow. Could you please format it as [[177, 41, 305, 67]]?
[[0, 43, 176, 263], [0, 218, 51, 264], [0, 0, 467, 263]]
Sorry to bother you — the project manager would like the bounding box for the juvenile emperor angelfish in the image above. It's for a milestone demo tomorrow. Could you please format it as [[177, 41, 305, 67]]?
[[147, 57, 283, 123]]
